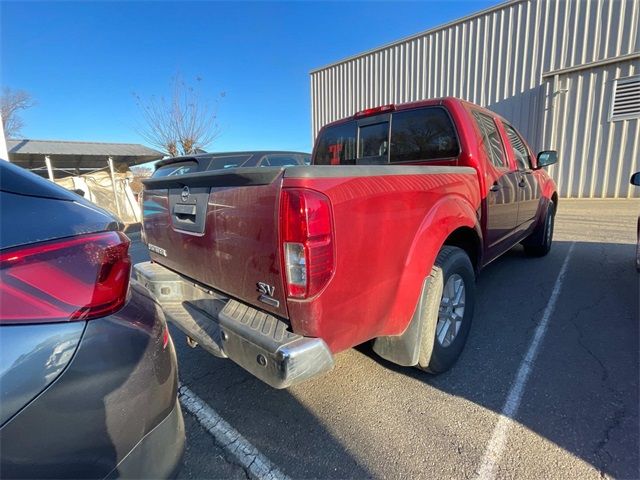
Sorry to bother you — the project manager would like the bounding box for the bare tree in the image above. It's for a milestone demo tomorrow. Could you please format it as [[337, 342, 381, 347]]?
[[129, 165, 154, 196], [1, 88, 35, 138], [134, 76, 223, 157]]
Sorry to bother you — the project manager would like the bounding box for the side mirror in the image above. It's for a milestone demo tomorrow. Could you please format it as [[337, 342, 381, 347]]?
[[537, 150, 558, 168], [631, 172, 640, 186]]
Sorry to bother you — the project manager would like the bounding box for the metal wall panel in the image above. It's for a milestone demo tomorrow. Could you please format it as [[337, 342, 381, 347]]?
[[545, 60, 639, 198], [310, 0, 640, 197]]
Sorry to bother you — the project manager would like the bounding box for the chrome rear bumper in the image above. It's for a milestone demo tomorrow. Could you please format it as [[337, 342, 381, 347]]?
[[133, 261, 334, 388]]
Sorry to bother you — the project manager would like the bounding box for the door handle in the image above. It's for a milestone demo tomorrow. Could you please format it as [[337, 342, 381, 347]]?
[[173, 204, 197, 215], [173, 203, 197, 223]]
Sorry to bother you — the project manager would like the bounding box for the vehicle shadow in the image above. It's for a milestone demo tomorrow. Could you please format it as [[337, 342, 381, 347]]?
[[164, 239, 638, 479], [172, 328, 375, 479], [355, 240, 639, 479]]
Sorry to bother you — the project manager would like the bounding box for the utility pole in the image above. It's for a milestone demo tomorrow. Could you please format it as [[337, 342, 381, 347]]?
[[45, 155, 54, 181]]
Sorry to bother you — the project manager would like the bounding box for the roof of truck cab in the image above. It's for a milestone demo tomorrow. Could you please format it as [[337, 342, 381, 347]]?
[[317, 97, 503, 131]]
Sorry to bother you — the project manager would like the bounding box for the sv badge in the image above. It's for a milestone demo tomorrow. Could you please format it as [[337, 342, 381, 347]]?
[[257, 282, 279, 307], [257, 282, 275, 297]]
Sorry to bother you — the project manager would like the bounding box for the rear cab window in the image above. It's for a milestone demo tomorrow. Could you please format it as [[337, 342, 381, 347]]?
[[390, 108, 459, 162], [313, 106, 459, 165], [358, 121, 390, 163], [314, 122, 357, 165]]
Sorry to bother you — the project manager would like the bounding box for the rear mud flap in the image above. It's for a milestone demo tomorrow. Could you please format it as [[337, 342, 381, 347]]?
[[372, 270, 443, 367]]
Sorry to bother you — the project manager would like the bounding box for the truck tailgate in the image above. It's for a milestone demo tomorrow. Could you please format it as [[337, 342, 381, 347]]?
[[141, 168, 288, 318]]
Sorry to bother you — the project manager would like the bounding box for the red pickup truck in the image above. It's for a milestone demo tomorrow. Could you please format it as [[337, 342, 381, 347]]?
[[135, 97, 558, 388]]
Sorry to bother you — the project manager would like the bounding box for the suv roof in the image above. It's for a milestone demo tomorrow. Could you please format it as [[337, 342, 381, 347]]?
[[155, 150, 310, 169]]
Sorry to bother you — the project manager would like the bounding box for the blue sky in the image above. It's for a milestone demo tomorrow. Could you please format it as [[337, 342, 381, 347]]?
[[1, 1, 497, 153]]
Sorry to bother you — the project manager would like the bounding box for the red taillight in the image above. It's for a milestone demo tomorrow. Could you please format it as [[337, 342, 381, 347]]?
[[354, 104, 395, 118], [0, 231, 132, 324], [281, 189, 334, 299]]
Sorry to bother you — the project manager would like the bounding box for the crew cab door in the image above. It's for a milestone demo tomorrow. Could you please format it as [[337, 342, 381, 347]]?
[[471, 110, 519, 253], [501, 121, 540, 228]]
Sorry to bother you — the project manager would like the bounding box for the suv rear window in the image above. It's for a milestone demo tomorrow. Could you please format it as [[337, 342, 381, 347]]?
[[259, 154, 308, 167], [313, 106, 459, 165], [153, 161, 198, 177], [207, 155, 252, 170]]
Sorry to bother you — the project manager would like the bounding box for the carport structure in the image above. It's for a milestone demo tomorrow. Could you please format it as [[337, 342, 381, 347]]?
[[6, 139, 163, 219], [7, 139, 162, 179]]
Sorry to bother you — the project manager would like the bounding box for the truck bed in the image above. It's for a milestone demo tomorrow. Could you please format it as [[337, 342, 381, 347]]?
[[142, 164, 480, 352]]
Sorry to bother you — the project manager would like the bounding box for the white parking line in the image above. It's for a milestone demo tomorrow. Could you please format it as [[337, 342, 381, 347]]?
[[179, 384, 290, 480], [476, 242, 576, 480]]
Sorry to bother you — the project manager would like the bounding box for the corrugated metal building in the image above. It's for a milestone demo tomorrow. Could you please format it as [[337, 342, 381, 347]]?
[[310, 0, 640, 198]]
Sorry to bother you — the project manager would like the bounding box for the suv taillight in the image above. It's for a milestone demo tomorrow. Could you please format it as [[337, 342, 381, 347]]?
[[0, 231, 131, 324], [281, 189, 334, 299]]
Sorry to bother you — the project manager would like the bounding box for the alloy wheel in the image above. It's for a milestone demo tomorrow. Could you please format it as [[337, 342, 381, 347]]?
[[436, 274, 466, 347]]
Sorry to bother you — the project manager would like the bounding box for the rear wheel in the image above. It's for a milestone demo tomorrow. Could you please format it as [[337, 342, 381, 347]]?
[[417, 246, 475, 374], [523, 201, 555, 257]]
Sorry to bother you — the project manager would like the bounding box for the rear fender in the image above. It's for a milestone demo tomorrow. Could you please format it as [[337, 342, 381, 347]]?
[[378, 195, 481, 338]]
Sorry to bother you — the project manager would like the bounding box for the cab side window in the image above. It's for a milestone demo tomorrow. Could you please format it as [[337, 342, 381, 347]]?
[[502, 122, 530, 171], [471, 111, 508, 169]]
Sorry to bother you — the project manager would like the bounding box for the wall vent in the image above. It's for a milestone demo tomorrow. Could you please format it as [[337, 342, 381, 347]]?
[[610, 74, 640, 121]]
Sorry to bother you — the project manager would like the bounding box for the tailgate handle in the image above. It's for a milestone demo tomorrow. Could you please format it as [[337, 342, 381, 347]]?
[[173, 203, 197, 223]]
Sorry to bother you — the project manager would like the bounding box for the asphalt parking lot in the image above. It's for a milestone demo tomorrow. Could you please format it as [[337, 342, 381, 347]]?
[[130, 199, 639, 480]]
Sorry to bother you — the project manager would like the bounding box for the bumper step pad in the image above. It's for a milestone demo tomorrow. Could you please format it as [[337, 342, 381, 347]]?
[[134, 261, 334, 388]]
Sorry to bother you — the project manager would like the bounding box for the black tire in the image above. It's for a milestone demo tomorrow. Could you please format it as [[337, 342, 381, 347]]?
[[523, 201, 555, 257], [417, 246, 475, 374]]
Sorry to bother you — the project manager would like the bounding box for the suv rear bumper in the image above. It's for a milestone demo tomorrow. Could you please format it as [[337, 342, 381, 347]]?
[[0, 284, 183, 479], [108, 400, 185, 479], [134, 261, 334, 388]]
